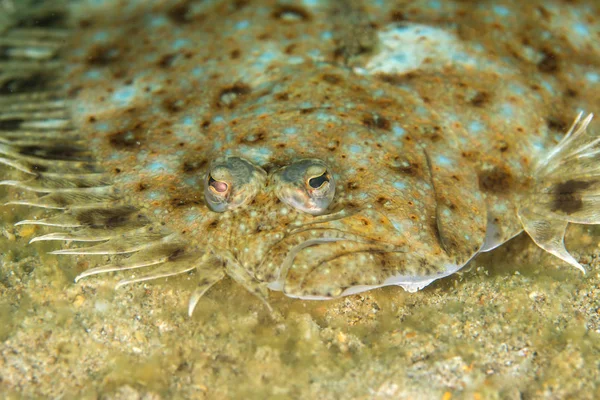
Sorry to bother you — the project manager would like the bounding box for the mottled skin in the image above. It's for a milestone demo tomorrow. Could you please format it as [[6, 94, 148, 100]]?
[[2, 0, 599, 312]]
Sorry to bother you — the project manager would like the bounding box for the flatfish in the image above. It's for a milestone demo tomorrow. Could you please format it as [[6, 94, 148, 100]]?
[[1, 0, 599, 315]]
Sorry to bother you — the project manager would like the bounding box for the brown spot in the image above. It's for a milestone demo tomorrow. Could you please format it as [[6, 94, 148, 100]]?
[[170, 195, 203, 207], [551, 179, 592, 214], [136, 182, 149, 191], [86, 45, 119, 66], [230, 49, 241, 59], [240, 130, 266, 144], [478, 166, 513, 193], [208, 220, 219, 229], [390, 11, 406, 22], [216, 83, 251, 108], [390, 158, 422, 177], [182, 158, 207, 174], [168, 248, 186, 261], [546, 116, 567, 132], [537, 50, 559, 73], [108, 123, 145, 150], [272, 5, 310, 22], [347, 181, 359, 190], [162, 98, 184, 113], [158, 53, 177, 69], [167, 1, 192, 24], [275, 92, 289, 101], [201, 120, 211, 129], [470, 91, 490, 107], [327, 140, 340, 152], [322, 74, 341, 84], [565, 88, 578, 98], [362, 113, 391, 131]]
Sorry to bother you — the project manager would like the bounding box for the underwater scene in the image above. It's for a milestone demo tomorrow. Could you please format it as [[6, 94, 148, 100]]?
[[1, 0, 600, 398]]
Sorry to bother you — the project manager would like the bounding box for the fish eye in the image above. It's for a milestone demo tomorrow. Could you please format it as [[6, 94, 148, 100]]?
[[204, 156, 266, 212], [272, 159, 335, 215]]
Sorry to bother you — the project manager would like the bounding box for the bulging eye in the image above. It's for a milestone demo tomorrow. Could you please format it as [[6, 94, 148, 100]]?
[[204, 156, 266, 212], [272, 159, 335, 215]]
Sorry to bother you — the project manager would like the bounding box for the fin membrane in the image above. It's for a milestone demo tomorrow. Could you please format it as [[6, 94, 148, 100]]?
[[519, 113, 598, 272]]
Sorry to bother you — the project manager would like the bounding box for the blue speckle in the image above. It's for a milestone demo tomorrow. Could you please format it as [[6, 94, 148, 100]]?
[[492, 5, 510, 17], [573, 23, 589, 36], [235, 20, 250, 30], [147, 191, 162, 200], [320, 31, 333, 40], [283, 127, 297, 135], [287, 56, 305, 64], [509, 83, 525, 95], [443, 209, 452, 217], [96, 122, 110, 132], [428, 0, 441, 10], [468, 121, 485, 134], [393, 181, 407, 190], [436, 155, 453, 167], [393, 53, 408, 63], [85, 70, 102, 80], [393, 125, 406, 137], [256, 147, 272, 157], [258, 52, 276, 63], [585, 72, 599, 83], [147, 161, 168, 173], [92, 31, 108, 42], [112, 86, 136, 105], [172, 39, 191, 50], [149, 15, 168, 27], [213, 116, 224, 123], [541, 80, 554, 94], [391, 221, 403, 233], [500, 103, 514, 118], [182, 116, 194, 126], [350, 145, 362, 154], [192, 67, 203, 77]]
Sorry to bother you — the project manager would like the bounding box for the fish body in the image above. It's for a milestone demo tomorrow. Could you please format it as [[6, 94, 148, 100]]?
[[1, 0, 599, 314]]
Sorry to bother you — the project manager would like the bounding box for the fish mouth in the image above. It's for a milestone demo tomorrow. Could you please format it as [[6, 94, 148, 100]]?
[[261, 208, 464, 299]]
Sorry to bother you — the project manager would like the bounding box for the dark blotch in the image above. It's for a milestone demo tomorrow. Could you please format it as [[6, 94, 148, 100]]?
[[0, 118, 23, 130], [18, 144, 90, 161], [478, 166, 513, 193], [18, 11, 66, 28], [537, 50, 559, 73], [77, 206, 138, 228], [0, 73, 51, 95], [551, 179, 592, 214]]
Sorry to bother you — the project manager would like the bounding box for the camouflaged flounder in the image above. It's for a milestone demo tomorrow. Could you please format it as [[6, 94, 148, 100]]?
[[1, 0, 600, 315]]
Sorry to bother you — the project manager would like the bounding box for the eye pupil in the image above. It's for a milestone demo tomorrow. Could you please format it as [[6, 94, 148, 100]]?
[[209, 176, 229, 193], [308, 173, 329, 189]]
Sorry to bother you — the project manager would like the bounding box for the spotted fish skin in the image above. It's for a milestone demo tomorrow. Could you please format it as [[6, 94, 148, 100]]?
[[1, 1, 600, 313]]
